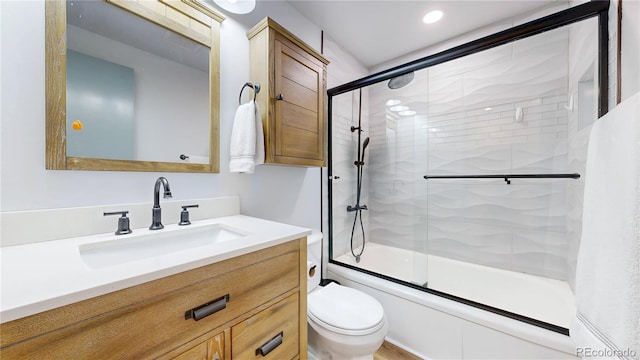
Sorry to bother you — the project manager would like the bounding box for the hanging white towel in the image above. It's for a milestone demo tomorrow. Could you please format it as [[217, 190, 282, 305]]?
[[571, 92, 640, 360], [229, 100, 264, 173]]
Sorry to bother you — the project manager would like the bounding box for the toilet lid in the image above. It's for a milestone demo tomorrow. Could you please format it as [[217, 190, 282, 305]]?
[[308, 283, 384, 332]]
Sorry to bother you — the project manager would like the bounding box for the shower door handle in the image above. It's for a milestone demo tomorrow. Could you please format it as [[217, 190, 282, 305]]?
[[276, 94, 284, 101]]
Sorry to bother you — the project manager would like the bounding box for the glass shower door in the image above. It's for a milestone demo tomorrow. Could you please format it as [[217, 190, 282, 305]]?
[[331, 80, 430, 288]]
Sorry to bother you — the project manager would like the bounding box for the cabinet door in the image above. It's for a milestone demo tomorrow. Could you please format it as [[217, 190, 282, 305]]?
[[173, 332, 226, 360], [173, 341, 209, 360], [231, 293, 299, 359], [274, 37, 325, 166]]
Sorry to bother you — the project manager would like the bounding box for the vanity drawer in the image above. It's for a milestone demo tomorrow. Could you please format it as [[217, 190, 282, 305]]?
[[231, 293, 299, 360], [0, 243, 300, 359]]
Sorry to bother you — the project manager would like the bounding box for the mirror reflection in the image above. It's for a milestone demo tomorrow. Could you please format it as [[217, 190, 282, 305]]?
[[65, 0, 211, 164]]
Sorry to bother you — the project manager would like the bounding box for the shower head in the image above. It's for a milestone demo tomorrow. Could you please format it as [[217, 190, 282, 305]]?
[[361, 137, 370, 163], [388, 72, 415, 89]]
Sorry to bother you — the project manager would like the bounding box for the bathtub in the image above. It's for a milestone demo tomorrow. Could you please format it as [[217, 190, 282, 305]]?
[[330, 243, 578, 359]]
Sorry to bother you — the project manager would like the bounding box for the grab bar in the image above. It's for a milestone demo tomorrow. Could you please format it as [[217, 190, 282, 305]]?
[[423, 173, 580, 185]]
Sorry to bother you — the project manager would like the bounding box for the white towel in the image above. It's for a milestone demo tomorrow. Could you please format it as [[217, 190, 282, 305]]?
[[229, 100, 264, 173], [571, 92, 640, 360]]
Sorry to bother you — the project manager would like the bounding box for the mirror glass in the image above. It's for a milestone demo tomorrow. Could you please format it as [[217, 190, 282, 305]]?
[[65, 0, 211, 165]]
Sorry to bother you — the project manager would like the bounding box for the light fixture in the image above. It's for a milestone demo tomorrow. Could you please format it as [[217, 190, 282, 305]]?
[[211, 0, 255, 14], [423, 10, 443, 24], [390, 105, 409, 112], [399, 110, 417, 116], [484, 107, 492, 111], [386, 99, 402, 106]]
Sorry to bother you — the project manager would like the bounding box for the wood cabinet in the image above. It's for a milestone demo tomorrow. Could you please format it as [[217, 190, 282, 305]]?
[[232, 293, 299, 359], [173, 332, 226, 360], [248, 18, 329, 167], [0, 239, 307, 360]]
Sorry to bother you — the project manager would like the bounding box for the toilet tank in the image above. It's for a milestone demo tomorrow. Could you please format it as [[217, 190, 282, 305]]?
[[307, 230, 323, 292]]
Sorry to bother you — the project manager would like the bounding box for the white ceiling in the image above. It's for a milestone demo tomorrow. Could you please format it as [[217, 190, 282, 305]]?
[[287, 0, 560, 68]]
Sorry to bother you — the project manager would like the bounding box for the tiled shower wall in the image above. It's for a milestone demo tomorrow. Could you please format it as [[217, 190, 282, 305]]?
[[426, 96, 569, 147], [329, 8, 600, 283], [367, 25, 577, 280]]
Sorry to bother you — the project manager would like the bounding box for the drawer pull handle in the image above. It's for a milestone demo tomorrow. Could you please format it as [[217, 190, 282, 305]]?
[[255, 331, 283, 357], [185, 294, 229, 321]]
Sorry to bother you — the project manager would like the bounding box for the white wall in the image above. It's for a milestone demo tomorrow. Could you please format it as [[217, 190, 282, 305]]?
[[0, 1, 322, 231], [216, 1, 324, 230]]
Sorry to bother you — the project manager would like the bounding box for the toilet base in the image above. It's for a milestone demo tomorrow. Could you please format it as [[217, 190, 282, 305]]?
[[307, 318, 387, 360]]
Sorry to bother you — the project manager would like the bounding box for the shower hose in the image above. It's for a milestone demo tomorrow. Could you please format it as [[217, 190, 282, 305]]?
[[350, 160, 366, 263]]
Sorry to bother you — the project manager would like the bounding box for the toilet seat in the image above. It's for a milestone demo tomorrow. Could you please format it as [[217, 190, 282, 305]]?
[[308, 283, 385, 336]]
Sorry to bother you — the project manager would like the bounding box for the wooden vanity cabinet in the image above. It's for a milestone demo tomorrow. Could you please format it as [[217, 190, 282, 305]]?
[[248, 18, 329, 167], [172, 332, 226, 360], [0, 239, 307, 360]]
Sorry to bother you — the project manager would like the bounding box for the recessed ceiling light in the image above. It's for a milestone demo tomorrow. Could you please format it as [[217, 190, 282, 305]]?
[[211, 0, 255, 14], [390, 105, 409, 112], [484, 107, 492, 111], [423, 10, 443, 24], [386, 99, 401, 106], [399, 110, 417, 116]]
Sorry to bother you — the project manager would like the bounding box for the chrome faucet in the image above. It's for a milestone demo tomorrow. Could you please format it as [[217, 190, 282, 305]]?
[[150, 177, 172, 230]]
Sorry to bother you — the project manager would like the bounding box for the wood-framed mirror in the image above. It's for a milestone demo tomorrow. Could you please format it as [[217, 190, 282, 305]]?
[[46, 0, 224, 172]]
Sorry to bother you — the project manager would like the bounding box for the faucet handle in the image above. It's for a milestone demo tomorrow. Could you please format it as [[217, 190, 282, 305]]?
[[104, 211, 133, 235], [179, 204, 199, 226]]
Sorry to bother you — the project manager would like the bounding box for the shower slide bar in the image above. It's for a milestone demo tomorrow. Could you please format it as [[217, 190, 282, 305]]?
[[423, 173, 580, 185]]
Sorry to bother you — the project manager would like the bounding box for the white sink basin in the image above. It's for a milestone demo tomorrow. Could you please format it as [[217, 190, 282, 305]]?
[[79, 224, 249, 269]]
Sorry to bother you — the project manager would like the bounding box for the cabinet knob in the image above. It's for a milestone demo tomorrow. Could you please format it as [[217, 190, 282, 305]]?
[[276, 94, 284, 101]]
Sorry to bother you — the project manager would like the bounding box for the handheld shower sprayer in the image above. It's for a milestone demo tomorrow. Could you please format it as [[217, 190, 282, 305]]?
[[361, 137, 370, 162], [354, 137, 370, 167]]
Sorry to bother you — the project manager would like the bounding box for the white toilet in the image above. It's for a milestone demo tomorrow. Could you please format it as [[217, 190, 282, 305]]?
[[306, 231, 388, 360]]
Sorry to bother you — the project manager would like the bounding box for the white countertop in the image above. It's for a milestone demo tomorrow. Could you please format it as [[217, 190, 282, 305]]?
[[0, 215, 311, 323]]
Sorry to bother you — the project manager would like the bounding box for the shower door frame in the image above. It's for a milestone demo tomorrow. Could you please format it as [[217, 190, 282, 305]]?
[[327, 0, 610, 336]]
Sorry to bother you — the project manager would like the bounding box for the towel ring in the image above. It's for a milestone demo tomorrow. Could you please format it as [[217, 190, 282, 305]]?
[[239, 82, 261, 105]]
